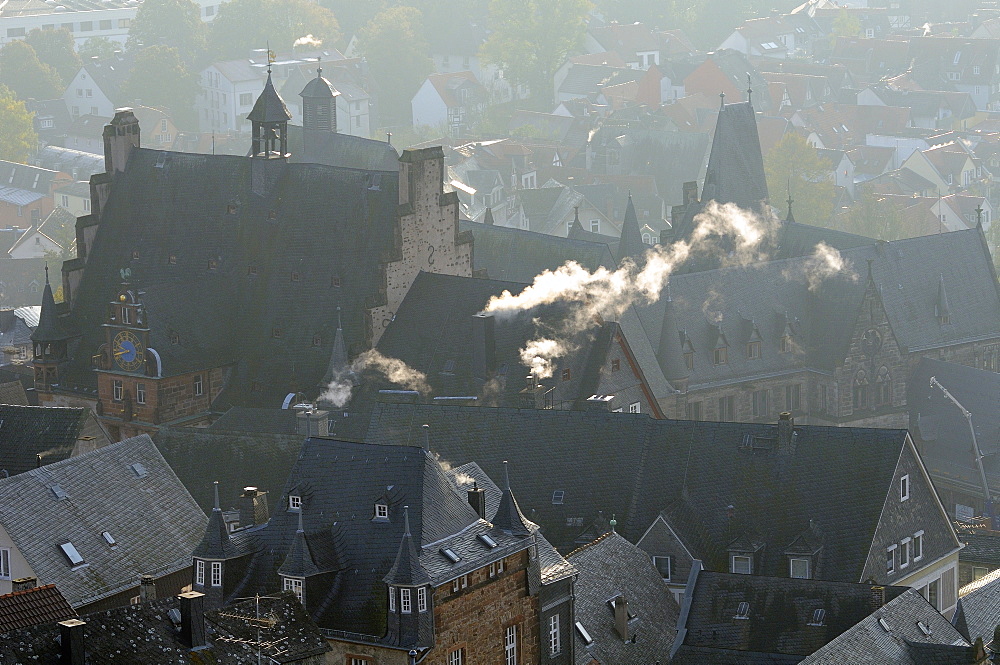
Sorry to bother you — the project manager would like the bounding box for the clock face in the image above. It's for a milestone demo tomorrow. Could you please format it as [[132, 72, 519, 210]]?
[[113, 329, 145, 372]]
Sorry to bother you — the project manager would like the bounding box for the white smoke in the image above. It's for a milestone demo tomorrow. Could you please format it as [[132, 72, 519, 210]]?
[[293, 34, 323, 48], [485, 202, 780, 378], [782, 242, 856, 291], [319, 349, 430, 408]]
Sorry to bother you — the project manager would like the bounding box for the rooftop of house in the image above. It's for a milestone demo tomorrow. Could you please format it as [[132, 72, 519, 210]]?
[[569, 532, 679, 665], [0, 434, 207, 609], [0, 584, 76, 634], [955, 568, 1000, 646], [0, 404, 111, 478]]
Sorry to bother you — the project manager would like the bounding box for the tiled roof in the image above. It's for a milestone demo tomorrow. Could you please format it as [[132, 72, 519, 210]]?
[[364, 405, 910, 571], [569, 532, 679, 665], [0, 380, 28, 405], [0, 435, 207, 608], [799, 589, 971, 664], [0, 585, 76, 633], [0, 404, 96, 477]]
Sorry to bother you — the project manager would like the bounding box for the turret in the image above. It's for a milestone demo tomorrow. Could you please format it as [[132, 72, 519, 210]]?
[[31, 266, 71, 394], [383, 506, 433, 648], [299, 61, 340, 134], [249, 70, 292, 159]]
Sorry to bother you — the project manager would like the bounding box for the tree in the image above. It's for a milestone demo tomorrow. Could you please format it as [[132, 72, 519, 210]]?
[[480, 0, 591, 107], [120, 46, 200, 128], [208, 0, 340, 61], [79, 37, 120, 61], [836, 190, 906, 240], [0, 85, 36, 162], [0, 41, 63, 101], [318, 0, 388, 37], [126, 0, 206, 63], [829, 9, 861, 48], [764, 133, 835, 228], [357, 6, 433, 129], [25, 28, 81, 84]]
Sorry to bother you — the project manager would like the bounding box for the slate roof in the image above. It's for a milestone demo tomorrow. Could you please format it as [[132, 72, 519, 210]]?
[[908, 358, 1000, 501], [56, 147, 400, 410], [0, 591, 330, 664], [671, 567, 909, 663], [0, 404, 103, 477], [32, 146, 105, 181], [248, 73, 293, 123], [569, 532, 679, 665], [0, 435, 207, 609], [207, 406, 299, 435], [224, 438, 538, 634], [287, 124, 400, 171], [364, 404, 912, 570], [0, 380, 28, 405], [954, 568, 1000, 645], [799, 589, 971, 664], [458, 219, 616, 282], [701, 101, 769, 213], [0, 585, 76, 633]]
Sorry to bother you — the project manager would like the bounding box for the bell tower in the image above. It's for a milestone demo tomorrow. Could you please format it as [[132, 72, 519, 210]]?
[[300, 60, 340, 134], [248, 66, 292, 159]]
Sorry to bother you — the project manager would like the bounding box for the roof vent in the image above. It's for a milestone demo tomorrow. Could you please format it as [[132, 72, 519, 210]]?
[[575, 621, 594, 645], [878, 617, 892, 633], [130, 462, 147, 478], [51, 484, 67, 500], [440, 548, 461, 563], [734, 601, 750, 620], [917, 620, 932, 636], [102, 531, 116, 546]]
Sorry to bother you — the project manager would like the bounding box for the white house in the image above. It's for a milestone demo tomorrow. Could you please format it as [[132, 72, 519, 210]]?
[[411, 71, 485, 136]]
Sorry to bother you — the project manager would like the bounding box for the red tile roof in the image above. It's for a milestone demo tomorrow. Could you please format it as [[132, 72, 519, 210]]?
[[0, 584, 76, 633]]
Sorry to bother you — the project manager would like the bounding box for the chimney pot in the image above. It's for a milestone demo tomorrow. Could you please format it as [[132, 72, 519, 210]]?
[[614, 595, 629, 641], [296, 407, 330, 436], [139, 574, 156, 602], [870, 585, 886, 610], [468, 484, 487, 519], [777, 412, 794, 450], [59, 618, 86, 665], [179, 591, 207, 648], [239, 487, 268, 527]]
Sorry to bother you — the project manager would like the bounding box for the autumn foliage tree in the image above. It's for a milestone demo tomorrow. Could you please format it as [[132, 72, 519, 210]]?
[[25, 28, 81, 84], [0, 85, 37, 163], [0, 40, 62, 101], [764, 133, 836, 228]]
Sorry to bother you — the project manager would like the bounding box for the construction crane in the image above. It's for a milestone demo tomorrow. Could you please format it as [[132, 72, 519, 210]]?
[[929, 376, 997, 529]]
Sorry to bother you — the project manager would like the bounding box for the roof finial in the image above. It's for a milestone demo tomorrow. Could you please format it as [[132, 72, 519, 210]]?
[[976, 202, 984, 227], [747, 74, 753, 106], [786, 177, 794, 220], [44, 263, 49, 285], [212, 480, 220, 512], [266, 40, 273, 74], [387, 131, 392, 146], [422, 423, 429, 450], [316, 56, 322, 78], [503, 460, 511, 490], [719, 91, 726, 108], [403, 505, 411, 537], [336, 305, 342, 331], [610, 514, 617, 533]]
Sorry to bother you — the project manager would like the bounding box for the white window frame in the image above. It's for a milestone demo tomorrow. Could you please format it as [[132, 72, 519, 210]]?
[[388, 586, 395, 611], [732, 555, 752, 574], [375, 503, 389, 519], [121, 306, 130, 325], [136, 382, 146, 404], [887, 545, 897, 575], [283, 576, 303, 602], [448, 649, 464, 665], [629, 402, 640, 413], [0, 547, 10, 579], [210, 561, 222, 587], [914, 530, 924, 562], [504, 624, 518, 665], [400, 587, 412, 613], [194, 374, 204, 396], [900, 474, 910, 501], [900, 537, 911, 569], [195, 559, 205, 585], [549, 613, 561, 655], [653, 555, 672, 581], [789, 557, 810, 579], [417, 586, 427, 612], [289, 495, 301, 510], [113, 380, 123, 402]]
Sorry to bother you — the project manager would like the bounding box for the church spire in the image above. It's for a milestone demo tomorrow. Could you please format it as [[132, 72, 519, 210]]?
[[618, 193, 646, 263], [249, 71, 292, 158]]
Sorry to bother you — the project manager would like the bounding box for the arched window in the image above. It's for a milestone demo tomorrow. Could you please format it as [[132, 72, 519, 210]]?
[[853, 369, 869, 410], [876, 366, 891, 407]]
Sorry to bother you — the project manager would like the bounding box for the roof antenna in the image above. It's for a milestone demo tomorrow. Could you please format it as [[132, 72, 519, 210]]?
[[746, 74, 753, 106], [316, 56, 322, 78], [502, 460, 511, 490], [44, 263, 49, 284], [422, 423, 429, 450]]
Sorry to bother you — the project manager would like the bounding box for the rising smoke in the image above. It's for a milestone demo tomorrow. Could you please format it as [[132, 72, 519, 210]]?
[[293, 34, 323, 48], [319, 349, 430, 408], [782, 242, 858, 291]]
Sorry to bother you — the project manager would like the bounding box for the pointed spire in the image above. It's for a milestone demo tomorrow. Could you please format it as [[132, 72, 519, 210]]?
[[568, 206, 584, 237], [213, 480, 220, 511], [384, 506, 431, 586], [493, 461, 532, 537], [248, 73, 292, 124], [193, 481, 240, 559], [316, 56, 322, 78], [785, 179, 795, 223], [720, 91, 726, 108], [618, 193, 645, 262], [31, 266, 67, 343], [657, 294, 689, 382], [279, 504, 320, 579], [746, 74, 753, 107], [321, 305, 351, 391], [976, 202, 984, 228]]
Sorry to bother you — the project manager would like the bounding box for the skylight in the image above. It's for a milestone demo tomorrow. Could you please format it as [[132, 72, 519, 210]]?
[[51, 484, 67, 500], [102, 531, 116, 546], [552, 490, 565, 505], [60, 542, 84, 566], [734, 601, 750, 619], [440, 548, 461, 563], [478, 534, 498, 548], [878, 617, 892, 633], [130, 462, 147, 478], [917, 620, 932, 636], [575, 621, 594, 645]]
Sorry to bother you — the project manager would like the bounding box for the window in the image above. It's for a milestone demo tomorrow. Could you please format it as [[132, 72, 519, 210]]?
[[0, 548, 10, 578], [611, 358, 620, 372], [136, 383, 146, 404], [331, 276, 342, 288], [876, 366, 891, 407], [974, 566, 989, 580], [283, 576, 302, 601], [194, 374, 204, 396], [887, 545, 896, 575], [718, 395, 735, 421], [418, 586, 427, 612], [195, 559, 205, 585], [975, 65, 981, 75], [778, 385, 796, 414], [653, 555, 672, 581], [449, 649, 464, 665], [629, 402, 640, 414], [780, 336, 792, 353], [853, 369, 869, 410], [504, 625, 518, 665], [208, 258, 218, 270], [122, 306, 131, 324], [291, 271, 300, 282], [790, 558, 810, 579], [113, 380, 123, 401], [900, 474, 909, 501], [452, 578, 460, 593], [374, 503, 388, 519], [549, 614, 561, 655], [79, 21, 92, 31], [685, 401, 702, 420], [210, 561, 222, 586], [61, 195, 68, 207], [734, 601, 750, 619], [752, 390, 769, 418], [714, 346, 728, 365], [551, 490, 565, 505], [914, 531, 924, 561], [732, 555, 752, 574], [60, 542, 84, 566], [590, 220, 600, 233], [808, 608, 826, 626], [400, 588, 411, 613], [928, 578, 939, 609], [239, 92, 253, 106], [747, 341, 761, 359], [289, 495, 301, 510], [901, 537, 911, 569], [170, 331, 180, 344], [388, 586, 395, 611], [6, 27, 25, 37], [99, 19, 111, 30]]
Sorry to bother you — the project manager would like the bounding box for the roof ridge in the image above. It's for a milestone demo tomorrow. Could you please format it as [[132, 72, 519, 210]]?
[[0, 583, 59, 599], [565, 530, 617, 558]]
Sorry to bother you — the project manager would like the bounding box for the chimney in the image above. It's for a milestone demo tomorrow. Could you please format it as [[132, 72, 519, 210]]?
[[584, 395, 615, 411], [179, 591, 207, 648], [870, 585, 886, 610], [59, 618, 86, 665], [471, 313, 496, 380], [11, 577, 37, 592], [295, 406, 330, 436], [777, 412, 794, 449], [139, 574, 156, 602], [103, 108, 140, 175], [682, 181, 699, 205], [239, 486, 269, 527], [613, 595, 629, 641], [468, 482, 486, 519]]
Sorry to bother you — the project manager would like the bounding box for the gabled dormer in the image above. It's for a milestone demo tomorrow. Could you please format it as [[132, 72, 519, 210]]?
[[728, 533, 764, 575], [785, 524, 824, 580]]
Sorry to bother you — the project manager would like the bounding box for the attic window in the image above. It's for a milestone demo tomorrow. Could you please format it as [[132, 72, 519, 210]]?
[[713, 347, 728, 365], [331, 276, 341, 288], [227, 204, 237, 215], [268, 210, 277, 220], [130, 462, 147, 478], [552, 490, 565, 505], [561, 368, 571, 381], [131, 250, 139, 260], [746, 341, 761, 359], [289, 495, 301, 510], [611, 358, 620, 372], [311, 334, 321, 347], [478, 533, 498, 548], [734, 601, 750, 620], [208, 258, 218, 270], [684, 351, 694, 370], [60, 542, 85, 567], [272, 327, 283, 339], [51, 484, 67, 500], [575, 621, 594, 645], [170, 332, 180, 345], [374, 503, 388, 520], [808, 609, 826, 626], [102, 531, 116, 546], [440, 548, 461, 563], [780, 336, 792, 353], [732, 555, 751, 574], [291, 271, 300, 282], [167, 254, 177, 265], [248, 264, 258, 276]]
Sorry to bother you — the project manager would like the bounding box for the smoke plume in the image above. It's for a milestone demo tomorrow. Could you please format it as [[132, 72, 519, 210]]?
[[293, 34, 323, 48], [319, 349, 430, 408], [782, 242, 856, 291]]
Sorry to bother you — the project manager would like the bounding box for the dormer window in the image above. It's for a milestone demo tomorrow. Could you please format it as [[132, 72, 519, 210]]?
[[374, 503, 388, 520], [807, 608, 826, 626], [388, 586, 396, 611], [168, 254, 177, 265], [731, 555, 752, 574], [283, 576, 303, 603], [400, 588, 412, 613], [789, 557, 810, 579], [417, 586, 427, 612], [289, 495, 302, 510], [713, 347, 728, 365], [746, 341, 761, 359], [780, 336, 792, 353], [684, 351, 694, 370], [227, 204, 237, 215]]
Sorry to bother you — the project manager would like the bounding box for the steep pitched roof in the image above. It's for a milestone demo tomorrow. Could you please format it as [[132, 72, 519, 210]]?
[[617, 194, 646, 261], [247, 73, 293, 123], [0, 435, 207, 608], [954, 569, 1000, 645], [569, 532, 679, 665], [0, 404, 102, 477], [0, 585, 76, 633], [701, 101, 769, 212]]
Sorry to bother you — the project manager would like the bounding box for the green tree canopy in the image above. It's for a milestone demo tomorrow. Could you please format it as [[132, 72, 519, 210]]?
[[0, 41, 63, 102], [764, 133, 836, 228], [126, 0, 207, 63], [25, 28, 81, 84], [79, 37, 120, 61], [0, 85, 37, 162], [208, 0, 340, 61], [837, 190, 906, 241], [120, 45, 200, 129], [358, 6, 433, 129], [480, 0, 591, 108]]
